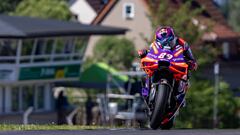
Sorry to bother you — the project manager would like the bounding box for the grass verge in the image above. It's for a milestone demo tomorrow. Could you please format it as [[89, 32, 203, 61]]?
[[0, 124, 108, 131]]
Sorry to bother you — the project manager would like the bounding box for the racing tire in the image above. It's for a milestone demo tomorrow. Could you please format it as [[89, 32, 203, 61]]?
[[150, 83, 170, 129]]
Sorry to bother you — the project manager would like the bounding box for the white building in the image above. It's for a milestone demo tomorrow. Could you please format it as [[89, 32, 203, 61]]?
[[69, 0, 98, 24], [69, 0, 153, 56]]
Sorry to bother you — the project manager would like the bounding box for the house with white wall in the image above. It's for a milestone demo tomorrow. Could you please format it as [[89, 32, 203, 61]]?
[[69, 0, 153, 56], [69, 0, 98, 24]]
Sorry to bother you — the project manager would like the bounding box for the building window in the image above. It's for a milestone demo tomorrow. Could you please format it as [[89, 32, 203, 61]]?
[[36, 85, 44, 110], [74, 37, 88, 59], [22, 86, 34, 110], [222, 42, 229, 60], [11, 87, 20, 112], [35, 39, 53, 55], [56, 38, 69, 54], [22, 39, 34, 56], [123, 3, 135, 20], [64, 39, 74, 54], [0, 40, 17, 63], [9, 85, 47, 113], [0, 40, 17, 56]]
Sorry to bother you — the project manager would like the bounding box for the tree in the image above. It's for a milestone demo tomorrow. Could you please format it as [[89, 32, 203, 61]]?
[[12, 0, 71, 20], [92, 36, 136, 70], [228, 0, 240, 32], [146, 0, 203, 44], [0, 0, 22, 13], [176, 80, 240, 128]]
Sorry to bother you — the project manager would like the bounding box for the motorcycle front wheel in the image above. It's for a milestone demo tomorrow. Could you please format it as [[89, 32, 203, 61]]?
[[150, 82, 170, 129]]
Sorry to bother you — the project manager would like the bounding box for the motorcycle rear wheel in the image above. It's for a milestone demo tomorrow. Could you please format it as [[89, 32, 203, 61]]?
[[150, 83, 170, 129]]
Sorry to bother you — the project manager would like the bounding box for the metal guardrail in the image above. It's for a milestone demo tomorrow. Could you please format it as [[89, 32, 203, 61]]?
[[23, 106, 33, 125], [112, 71, 145, 76], [107, 93, 135, 99]]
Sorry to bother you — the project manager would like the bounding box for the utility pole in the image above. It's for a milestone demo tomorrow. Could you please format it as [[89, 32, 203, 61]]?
[[213, 62, 220, 128]]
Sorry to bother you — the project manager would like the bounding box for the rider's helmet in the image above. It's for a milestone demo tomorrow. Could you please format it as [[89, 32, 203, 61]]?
[[155, 26, 175, 48]]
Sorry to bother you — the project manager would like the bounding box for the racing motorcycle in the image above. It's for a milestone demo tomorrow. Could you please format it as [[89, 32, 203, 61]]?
[[140, 45, 189, 129]]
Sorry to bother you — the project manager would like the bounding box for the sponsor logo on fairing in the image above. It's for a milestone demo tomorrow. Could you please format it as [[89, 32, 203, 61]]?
[[148, 53, 158, 59], [175, 45, 182, 51], [173, 57, 184, 61]]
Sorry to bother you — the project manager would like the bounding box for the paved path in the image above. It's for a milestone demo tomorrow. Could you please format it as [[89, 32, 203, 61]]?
[[0, 129, 239, 135]]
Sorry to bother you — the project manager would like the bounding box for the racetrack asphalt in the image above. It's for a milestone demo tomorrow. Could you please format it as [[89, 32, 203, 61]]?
[[0, 129, 239, 135]]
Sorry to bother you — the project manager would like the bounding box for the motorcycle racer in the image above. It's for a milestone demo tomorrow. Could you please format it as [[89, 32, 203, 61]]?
[[138, 26, 197, 105]]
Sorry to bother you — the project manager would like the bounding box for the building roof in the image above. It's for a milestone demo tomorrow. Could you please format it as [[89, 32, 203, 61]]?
[[91, 0, 118, 25], [86, 0, 108, 14], [195, 0, 239, 41], [210, 23, 238, 41], [196, 0, 226, 24], [0, 14, 128, 38]]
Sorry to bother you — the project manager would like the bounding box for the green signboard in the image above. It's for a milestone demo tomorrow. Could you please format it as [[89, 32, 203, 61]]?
[[19, 64, 80, 80]]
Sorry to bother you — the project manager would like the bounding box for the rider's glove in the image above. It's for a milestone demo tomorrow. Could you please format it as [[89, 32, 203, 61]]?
[[137, 49, 148, 58], [187, 60, 198, 71]]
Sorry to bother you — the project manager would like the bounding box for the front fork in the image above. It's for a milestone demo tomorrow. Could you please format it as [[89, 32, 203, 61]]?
[[141, 76, 175, 115], [141, 76, 174, 103], [141, 75, 188, 124]]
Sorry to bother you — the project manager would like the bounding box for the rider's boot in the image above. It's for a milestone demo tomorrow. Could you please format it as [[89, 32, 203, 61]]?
[[176, 75, 189, 107], [141, 87, 149, 97], [176, 92, 186, 107], [141, 76, 150, 98]]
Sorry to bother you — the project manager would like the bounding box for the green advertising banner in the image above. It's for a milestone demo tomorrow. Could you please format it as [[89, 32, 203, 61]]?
[[19, 64, 80, 80]]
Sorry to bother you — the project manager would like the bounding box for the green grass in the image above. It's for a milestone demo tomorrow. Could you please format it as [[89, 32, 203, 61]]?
[[0, 124, 109, 131]]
